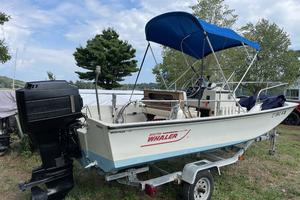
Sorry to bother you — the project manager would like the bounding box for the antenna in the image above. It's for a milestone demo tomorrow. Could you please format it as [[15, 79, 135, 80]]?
[[12, 48, 18, 90], [95, 65, 101, 120]]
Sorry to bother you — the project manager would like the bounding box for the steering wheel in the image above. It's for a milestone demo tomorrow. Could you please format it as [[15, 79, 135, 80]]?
[[186, 86, 201, 98], [206, 82, 217, 90], [186, 76, 206, 98]]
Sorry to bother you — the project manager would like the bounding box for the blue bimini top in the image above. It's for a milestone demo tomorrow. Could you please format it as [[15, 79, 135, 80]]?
[[145, 11, 261, 59]]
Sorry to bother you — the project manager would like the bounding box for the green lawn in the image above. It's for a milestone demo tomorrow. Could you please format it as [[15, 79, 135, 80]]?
[[0, 125, 299, 200]]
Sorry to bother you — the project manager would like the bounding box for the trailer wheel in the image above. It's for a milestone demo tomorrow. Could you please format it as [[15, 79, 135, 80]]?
[[183, 170, 214, 200], [283, 112, 300, 126]]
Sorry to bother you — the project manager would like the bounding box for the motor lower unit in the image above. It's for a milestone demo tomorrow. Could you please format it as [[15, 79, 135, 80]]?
[[16, 80, 83, 200]]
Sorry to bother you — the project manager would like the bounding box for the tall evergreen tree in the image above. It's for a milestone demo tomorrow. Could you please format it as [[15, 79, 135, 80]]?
[[74, 28, 138, 89]]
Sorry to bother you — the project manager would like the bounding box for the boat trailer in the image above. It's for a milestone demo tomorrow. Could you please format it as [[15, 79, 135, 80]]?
[[100, 130, 277, 199]]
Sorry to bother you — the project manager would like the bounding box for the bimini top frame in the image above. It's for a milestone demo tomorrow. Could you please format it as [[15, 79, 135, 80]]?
[[129, 12, 261, 104], [145, 11, 260, 59]]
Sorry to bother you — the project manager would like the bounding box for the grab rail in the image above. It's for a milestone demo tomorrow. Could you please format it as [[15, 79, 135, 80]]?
[[255, 83, 287, 104], [80, 91, 143, 95], [139, 99, 238, 103]]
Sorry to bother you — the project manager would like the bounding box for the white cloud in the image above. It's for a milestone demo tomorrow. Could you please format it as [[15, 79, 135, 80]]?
[[84, 0, 112, 17], [65, 0, 195, 53], [2, 23, 32, 51], [1, 46, 77, 81], [25, 47, 74, 68], [1, 0, 300, 83]]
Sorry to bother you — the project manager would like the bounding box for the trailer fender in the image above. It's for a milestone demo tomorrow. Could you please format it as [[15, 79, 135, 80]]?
[[181, 163, 219, 184], [181, 141, 252, 184]]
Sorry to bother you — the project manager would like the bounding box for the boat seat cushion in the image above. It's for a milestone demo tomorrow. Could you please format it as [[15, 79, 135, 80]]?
[[261, 95, 286, 110], [239, 95, 286, 111]]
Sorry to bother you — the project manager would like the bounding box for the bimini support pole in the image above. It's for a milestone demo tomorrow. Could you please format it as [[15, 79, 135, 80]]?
[[242, 42, 251, 59], [233, 52, 258, 94], [205, 33, 245, 112], [180, 34, 199, 77], [222, 71, 235, 89], [129, 42, 150, 101], [149, 44, 168, 89]]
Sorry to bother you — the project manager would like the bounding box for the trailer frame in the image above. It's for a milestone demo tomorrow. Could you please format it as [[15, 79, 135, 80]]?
[[100, 129, 277, 199]]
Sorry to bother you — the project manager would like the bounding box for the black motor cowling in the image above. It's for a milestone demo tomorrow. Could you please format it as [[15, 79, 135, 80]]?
[[16, 80, 83, 200]]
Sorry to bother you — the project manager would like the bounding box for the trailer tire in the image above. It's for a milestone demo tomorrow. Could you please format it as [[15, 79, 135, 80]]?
[[283, 112, 300, 126], [183, 170, 214, 200]]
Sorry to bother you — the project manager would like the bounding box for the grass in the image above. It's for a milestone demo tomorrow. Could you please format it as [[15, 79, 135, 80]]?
[[0, 125, 299, 200]]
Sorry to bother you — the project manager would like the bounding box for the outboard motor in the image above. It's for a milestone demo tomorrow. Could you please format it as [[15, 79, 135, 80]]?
[[16, 80, 83, 200]]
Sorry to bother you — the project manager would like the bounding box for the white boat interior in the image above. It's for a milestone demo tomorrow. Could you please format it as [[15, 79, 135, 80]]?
[[83, 87, 247, 124]]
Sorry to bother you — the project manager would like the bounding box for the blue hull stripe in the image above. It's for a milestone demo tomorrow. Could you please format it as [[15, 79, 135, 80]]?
[[81, 139, 247, 172]]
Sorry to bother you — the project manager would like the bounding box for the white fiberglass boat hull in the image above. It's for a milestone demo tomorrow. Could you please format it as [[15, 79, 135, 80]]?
[[77, 102, 296, 172]]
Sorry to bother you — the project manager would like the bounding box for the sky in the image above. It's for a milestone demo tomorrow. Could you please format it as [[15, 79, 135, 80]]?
[[0, 0, 300, 83]]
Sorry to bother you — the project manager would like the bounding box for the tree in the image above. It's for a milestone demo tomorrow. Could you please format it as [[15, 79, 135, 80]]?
[[153, 0, 238, 89], [74, 28, 138, 89], [226, 19, 300, 94], [73, 80, 94, 89], [47, 71, 56, 80], [152, 48, 197, 89], [191, 0, 237, 27], [0, 12, 11, 64]]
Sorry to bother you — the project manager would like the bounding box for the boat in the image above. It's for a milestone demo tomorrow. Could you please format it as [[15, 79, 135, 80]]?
[[0, 89, 18, 155], [76, 12, 296, 172], [16, 12, 298, 200]]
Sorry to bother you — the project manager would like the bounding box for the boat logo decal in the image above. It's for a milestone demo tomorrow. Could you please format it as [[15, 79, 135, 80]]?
[[272, 110, 286, 118], [141, 129, 191, 147]]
